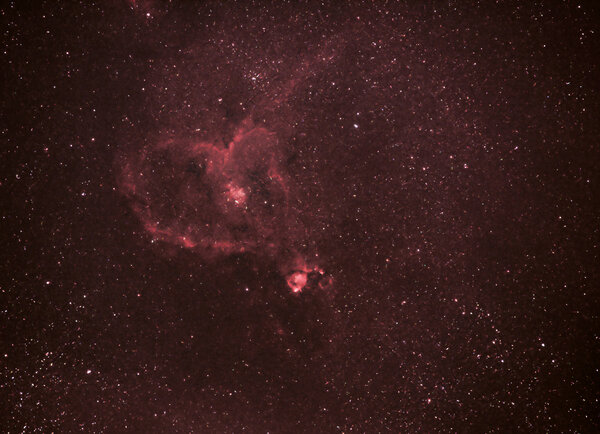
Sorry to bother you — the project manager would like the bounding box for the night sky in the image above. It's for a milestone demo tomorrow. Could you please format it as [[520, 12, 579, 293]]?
[[2, 1, 599, 432]]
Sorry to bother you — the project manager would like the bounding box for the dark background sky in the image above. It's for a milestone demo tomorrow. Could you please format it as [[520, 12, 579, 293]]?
[[2, 1, 599, 432]]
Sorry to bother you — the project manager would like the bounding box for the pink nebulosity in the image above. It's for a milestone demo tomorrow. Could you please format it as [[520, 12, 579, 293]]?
[[119, 119, 294, 261], [117, 42, 343, 293], [283, 253, 333, 294], [287, 271, 308, 293]]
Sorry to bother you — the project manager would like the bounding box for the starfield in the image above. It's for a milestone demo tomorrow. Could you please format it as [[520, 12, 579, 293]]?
[[1, 1, 599, 432]]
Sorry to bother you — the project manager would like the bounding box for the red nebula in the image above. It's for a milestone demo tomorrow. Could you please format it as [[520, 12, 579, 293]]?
[[119, 119, 295, 260], [282, 254, 333, 294], [287, 271, 308, 293], [117, 40, 344, 293]]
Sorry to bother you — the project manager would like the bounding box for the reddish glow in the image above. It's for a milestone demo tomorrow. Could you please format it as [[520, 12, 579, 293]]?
[[179, 237, 196, 248], [224, 182, 247, 206], [287, 271, 308, 293], [283, 253, 333, 294], [117, 42, 342, 289], [119, 120, 290, 259]]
